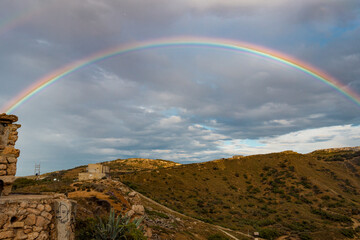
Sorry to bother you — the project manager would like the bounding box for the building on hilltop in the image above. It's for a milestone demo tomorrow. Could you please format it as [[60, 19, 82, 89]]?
[[78, 163, 110, 181]]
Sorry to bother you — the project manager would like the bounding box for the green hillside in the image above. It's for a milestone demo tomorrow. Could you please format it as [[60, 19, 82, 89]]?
[[118, 149, 360, 240]]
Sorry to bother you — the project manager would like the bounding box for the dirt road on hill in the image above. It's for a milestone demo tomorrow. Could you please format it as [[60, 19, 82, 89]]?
[[136, 189, 255, 240]]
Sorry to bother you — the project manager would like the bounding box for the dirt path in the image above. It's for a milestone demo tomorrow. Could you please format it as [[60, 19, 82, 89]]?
[[217, 228, 241, 240], [137, 190, 254, 240]]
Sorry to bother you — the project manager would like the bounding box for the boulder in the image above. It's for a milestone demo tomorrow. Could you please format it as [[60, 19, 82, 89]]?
[[131, 205, 145, 215]]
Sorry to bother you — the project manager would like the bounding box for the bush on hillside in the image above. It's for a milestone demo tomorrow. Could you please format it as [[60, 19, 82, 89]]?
[[75, 209, 145, 240], [207, 233, 230, 240], [339, 228, 356, 238], [259, 228, 280, 240]]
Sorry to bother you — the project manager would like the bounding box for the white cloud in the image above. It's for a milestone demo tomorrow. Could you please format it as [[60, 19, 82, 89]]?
[[218, 124, 360, 156], [159, 115, 183, 126]]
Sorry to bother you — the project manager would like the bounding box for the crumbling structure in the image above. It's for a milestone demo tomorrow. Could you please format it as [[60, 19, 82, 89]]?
[[78, 163, 110, 181], [0, 113, 21, 196], [0, 114, 77, 239]]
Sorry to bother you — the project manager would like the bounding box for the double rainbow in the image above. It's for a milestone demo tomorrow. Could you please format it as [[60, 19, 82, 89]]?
[[2, 36, 360, 114]]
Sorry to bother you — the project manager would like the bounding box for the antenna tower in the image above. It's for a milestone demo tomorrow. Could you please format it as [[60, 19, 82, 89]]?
[[34, 163, 40, 176]]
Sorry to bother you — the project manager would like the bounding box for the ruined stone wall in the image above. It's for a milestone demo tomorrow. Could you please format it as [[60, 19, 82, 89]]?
[[0, 114, 21, 196], [0, 114, 78, 239], [0, 195, 76, 240]]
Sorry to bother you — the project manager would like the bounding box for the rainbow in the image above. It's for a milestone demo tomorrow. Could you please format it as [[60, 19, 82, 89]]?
[[2, 36, 360, 114], [0, 7, 40, 37]]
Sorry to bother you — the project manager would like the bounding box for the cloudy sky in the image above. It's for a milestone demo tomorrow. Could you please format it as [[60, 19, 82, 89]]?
[[1, 0, 360, 176]]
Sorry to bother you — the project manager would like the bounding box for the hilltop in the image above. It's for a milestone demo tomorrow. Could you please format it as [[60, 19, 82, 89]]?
[[118, 149, 360, 240], [103, 158, 181, 175], [12, 148, 360, 239]]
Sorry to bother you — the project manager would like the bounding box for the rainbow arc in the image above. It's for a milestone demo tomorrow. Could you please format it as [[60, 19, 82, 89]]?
[[2, 36, 360, 114]]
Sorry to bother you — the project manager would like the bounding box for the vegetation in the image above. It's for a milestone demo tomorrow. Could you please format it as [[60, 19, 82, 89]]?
[[207, 233, 230, 240], [259, 228, 280, 240], [118, 149, 360, 239], [76, 209, 145, 240], [12, 176, 73, 193], [14, 148, 360, 239]]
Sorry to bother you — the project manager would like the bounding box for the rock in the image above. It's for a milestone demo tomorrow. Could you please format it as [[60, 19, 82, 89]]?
[[35, 216, 47, 227], [8, 135, 18, 142], [0, 213, 8, 228], [33, 226, 43, 232], [128, 191, 137, 197], [131, 205, 145, 215], [44, 204, 52, 212], [20, 201, 28, 208], [145, 228, 153, 238], [29, 204, 37, 208], [15, 230, 27, 240], [126, 210, 135, 218], [129, 194, 142, 205], [0, 231, 14, 239], [6, 157, 17, 163], [0, 114, 18, 123], [0, 156, 6, 164], [5, 209, 16, 216], [37, 204, 45, 211], [27, 232, 39, 240], [0, 164, 6, 169], [2, 146, 20, 157], [0, 170, 6, 175], [41, 211, 52, 220], [37, 231, 49, 240], [24, 214, 36, 226], [6, 163, 16, 175], [1, 185, 12, 195], [18, 209, 27, 215], [12, 221, 24, 228], [26, 208, 40, 215], [0, 176, 15, 183]]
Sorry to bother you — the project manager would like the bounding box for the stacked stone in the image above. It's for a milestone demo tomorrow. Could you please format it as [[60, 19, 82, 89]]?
[[0, 196, 76, 240], [0, 113, 21, 196], [0, 200, 53, 239]]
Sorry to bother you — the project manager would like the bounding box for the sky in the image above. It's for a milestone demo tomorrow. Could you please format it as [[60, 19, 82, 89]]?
[[0, 0, 360, 176]]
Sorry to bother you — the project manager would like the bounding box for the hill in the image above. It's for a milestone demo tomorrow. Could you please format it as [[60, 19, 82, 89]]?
[[11, 148, 360, 239], [103, 158, 181, 175], [118, 149, 360, 240], [12, 158, 242, 240]]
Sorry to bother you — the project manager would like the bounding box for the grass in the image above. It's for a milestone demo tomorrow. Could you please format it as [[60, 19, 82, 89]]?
[[118, 150, 360, 239], [12, 149, 360, 240]]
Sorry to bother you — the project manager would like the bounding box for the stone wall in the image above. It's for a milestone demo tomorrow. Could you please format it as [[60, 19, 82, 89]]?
[[0, 114, 21, 196], [0, 194, 76, 240]]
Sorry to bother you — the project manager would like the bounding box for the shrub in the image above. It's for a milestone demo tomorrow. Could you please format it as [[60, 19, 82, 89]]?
[[207, 233, 230, 240], [259, 228, 280, 240], [12, 178, 37, 190], [257, 219, 275, 227], [90, 209, 145, 240], [339, 228, 355, 238], [75, 217, 97, 239], [298, 233, 312, 240], [310, 208, 352, 223]]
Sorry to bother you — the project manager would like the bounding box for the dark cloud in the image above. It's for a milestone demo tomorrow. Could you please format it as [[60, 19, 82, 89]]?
[[0, 0, 359, 175]]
